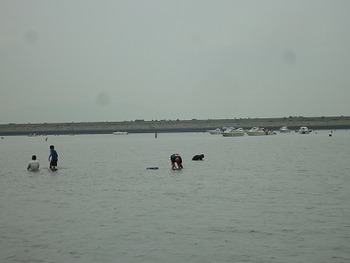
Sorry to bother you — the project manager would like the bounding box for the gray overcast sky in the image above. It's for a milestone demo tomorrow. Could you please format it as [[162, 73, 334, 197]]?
[[1, 0, 349, 124]]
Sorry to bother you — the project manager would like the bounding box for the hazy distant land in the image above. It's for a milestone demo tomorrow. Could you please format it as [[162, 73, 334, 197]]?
[[0, 116, 349, 136]]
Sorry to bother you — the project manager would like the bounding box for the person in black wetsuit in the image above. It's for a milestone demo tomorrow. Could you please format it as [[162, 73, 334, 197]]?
[[192, 154, 204, 161], [170, 153, 183, 170]]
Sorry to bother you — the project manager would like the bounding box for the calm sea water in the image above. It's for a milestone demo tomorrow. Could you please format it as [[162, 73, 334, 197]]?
[[1, 130, 349, 263]]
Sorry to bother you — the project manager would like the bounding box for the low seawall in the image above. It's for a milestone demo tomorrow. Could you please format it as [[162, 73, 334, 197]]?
[[0, 116, 349, 136]]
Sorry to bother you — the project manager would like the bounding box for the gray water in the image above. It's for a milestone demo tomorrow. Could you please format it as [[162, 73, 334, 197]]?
[[1, 131, 349, 263]]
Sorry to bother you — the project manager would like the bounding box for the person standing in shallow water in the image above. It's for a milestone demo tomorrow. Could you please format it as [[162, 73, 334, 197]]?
[[48, 145, 58, 171], [27, 155, 40, 171], [170, 153, 183, 170]]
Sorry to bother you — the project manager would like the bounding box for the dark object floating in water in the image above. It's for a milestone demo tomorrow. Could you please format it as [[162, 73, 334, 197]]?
[[147, 167, 159, 170]]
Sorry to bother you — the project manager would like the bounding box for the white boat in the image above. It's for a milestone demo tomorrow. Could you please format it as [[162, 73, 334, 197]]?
[[298, 127, 310, 134], [246, 127, 275, 136], [246, 127, 265, 136], [279, 126, 291, 133], [113, 131, 128, 135], [222, 128, 245, 137], [207, 128, 223, 135]]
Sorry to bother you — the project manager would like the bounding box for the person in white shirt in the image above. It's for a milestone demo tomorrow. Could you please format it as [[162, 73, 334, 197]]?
[[27, 155, 40, 171]]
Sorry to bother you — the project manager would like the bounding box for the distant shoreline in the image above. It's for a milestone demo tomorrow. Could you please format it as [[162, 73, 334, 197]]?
[[0, 116, 349, 136]]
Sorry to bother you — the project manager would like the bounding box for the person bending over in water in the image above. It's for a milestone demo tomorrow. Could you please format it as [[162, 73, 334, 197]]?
[[27, 155, 40, 171], [48, 145, 59, 171], [192, 154, 204, 161], [170, 153, 183, 170]]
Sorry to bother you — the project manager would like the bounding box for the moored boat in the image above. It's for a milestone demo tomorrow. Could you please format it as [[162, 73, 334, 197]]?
[[298, 127, 311, 134], [246, 127, 275, 136], [279, 126, 291, 133], [207, 128, 223, 135], [222, 128, 245, 137]]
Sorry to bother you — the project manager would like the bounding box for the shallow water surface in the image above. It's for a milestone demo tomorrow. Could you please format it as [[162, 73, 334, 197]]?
[[1, 131, 349, 263]]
